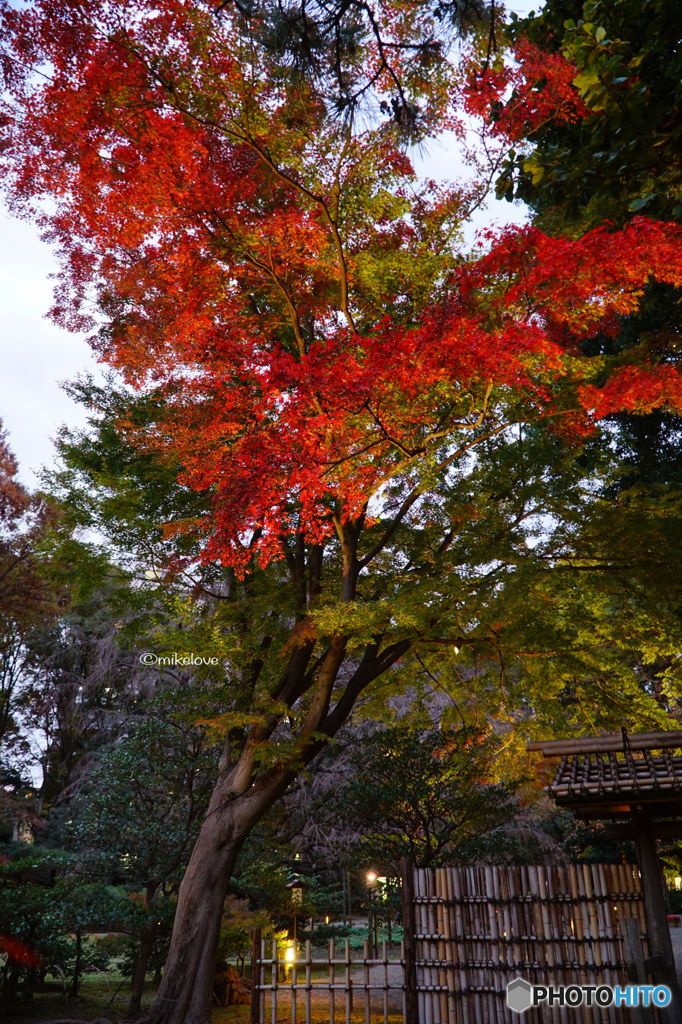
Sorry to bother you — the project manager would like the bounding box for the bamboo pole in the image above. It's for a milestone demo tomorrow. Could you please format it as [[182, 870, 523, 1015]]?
[[383, 939, 389, 1024], [260, 938, 266, 1024], [436, 869, 448, 1024], [271, 939, 278, 1024], [250, 928, 262, 1024], [402, 856, 418, 1024], [329, 938, 335, 1024], [452, 865, 469, 1024], [305, 940, 311, 1024], [346, 938, 353, 1024], [363, 939, 370, 1024]]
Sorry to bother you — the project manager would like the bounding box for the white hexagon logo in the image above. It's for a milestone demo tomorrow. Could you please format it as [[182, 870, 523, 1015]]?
[[507, 978, 533, 1014]]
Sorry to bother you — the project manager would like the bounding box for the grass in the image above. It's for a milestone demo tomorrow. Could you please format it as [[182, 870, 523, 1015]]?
[[3, 974, 404, 1024], [1, 972, 137, 1022]]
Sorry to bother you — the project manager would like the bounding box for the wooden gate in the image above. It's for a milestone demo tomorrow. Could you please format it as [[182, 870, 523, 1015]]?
[[407, 863, 650, 1024], [250, 936, 406, 1024]]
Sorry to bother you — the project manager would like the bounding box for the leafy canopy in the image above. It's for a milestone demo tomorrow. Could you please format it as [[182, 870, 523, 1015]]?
[[3, 0, 682, 801], [486, 0, 682, 226]]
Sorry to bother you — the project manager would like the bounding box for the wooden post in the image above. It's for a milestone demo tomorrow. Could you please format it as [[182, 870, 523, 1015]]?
[[635, 813, 682, 1024], [402, 856, 418, 1024], [622, 916, 652, 1024], [250, 927, 262, 1024]]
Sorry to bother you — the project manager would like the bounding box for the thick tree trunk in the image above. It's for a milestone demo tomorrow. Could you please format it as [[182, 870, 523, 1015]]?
[[138, 600, 407, 1024], [139, 826, 239, 1024], [139, 775, 288, 1024]]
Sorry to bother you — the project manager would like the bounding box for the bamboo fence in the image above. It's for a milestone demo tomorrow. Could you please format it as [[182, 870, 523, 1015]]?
[[252, 937, 406, 1024], [413, 863, 650, 1024]]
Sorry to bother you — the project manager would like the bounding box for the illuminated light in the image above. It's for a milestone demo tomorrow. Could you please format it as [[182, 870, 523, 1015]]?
[[675, 876, 682, 890], [366, 870, 377, 885], [285, 947, 295, 962], [325, 916, 329, 925]]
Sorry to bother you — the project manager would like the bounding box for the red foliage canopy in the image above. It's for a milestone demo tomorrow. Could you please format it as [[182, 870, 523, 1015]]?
[[463, 38, 589, 141], [1, 0, 681, 571]]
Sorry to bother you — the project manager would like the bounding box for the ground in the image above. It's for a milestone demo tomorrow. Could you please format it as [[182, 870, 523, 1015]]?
[[2, 972, 403, 1024], [8, 929, 682, 1023]]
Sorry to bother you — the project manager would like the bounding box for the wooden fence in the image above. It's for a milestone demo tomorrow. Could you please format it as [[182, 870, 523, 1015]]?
[[249, 863, 656, 1024], [410, 863, 651, 1024], [250, 936, 406, 1024]]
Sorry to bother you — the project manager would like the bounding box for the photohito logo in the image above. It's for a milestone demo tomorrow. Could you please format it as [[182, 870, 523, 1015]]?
[[506, 980, 672, 1013]]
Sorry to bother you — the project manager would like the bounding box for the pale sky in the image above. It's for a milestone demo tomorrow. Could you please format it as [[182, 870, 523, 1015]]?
[[0, 3, 538, 488]]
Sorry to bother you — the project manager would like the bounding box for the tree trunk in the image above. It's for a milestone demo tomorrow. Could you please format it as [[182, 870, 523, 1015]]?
[[23, 963, 38, 1000], [139, 775, 288, 1024], [128, 913, 159, 1018], [69, 932, 82, 998], [2, 959, 20, 1005], [138, 622, 408, 1024]]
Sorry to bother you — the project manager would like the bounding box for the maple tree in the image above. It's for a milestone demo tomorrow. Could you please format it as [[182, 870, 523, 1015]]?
[[3, 1, 682, 1021], [65, 690, 221, 1018], [481, 0, 682, 506], [470, 0, 682, 711]]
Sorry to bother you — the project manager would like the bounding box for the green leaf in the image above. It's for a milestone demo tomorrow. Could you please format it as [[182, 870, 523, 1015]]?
[[573, 70, 601, 92], [629, 195, 654, 211]]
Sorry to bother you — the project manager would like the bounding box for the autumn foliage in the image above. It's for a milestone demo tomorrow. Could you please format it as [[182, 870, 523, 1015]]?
[[463, 37, 590, 141], [1, 0, 682, 575], [3, 3, 682, 1022]]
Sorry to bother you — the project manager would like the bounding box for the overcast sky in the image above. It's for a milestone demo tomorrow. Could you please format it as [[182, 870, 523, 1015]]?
[[0, 3, 539, 488]]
